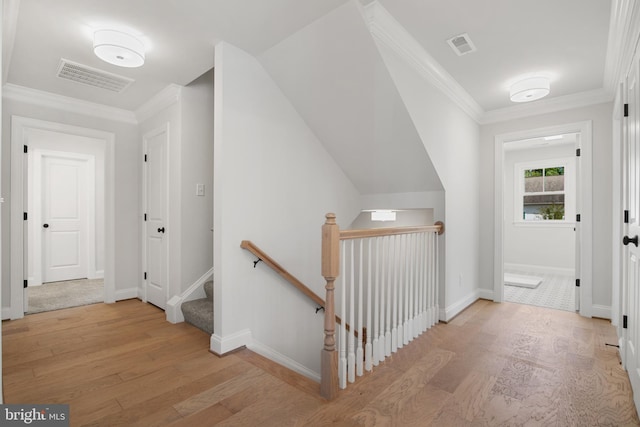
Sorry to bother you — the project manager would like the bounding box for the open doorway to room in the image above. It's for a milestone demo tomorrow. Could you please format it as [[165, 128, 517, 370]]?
[[494, 121, 593, 317], [10, 117, 116, 319], [502, 134, 578, 312]]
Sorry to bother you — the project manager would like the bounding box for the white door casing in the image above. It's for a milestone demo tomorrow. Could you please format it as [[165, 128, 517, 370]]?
[[623, 49, 640, 410], [494, 121, 593, 316], [143, 125, 169, 310], [10, 117, 116, 319]]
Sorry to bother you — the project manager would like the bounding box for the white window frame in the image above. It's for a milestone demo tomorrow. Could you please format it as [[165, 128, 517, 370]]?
[[514, 157, 576, 225]]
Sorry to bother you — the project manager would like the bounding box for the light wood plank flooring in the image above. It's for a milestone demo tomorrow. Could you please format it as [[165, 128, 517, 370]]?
[[3, 298, 639, 426]]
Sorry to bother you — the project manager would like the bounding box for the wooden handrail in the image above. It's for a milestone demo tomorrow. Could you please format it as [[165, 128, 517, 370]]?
[[240, 240, 359, 338], [339, 221, 444, 240], [240, 240, 324, 307]]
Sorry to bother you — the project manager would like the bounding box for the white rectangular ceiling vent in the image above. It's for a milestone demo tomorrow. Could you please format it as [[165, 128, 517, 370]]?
[[57, 59, 134, 93], [447, 33, 477, 56]]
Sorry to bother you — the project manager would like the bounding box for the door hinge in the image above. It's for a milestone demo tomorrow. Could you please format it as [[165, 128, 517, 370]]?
[[144, 272, 147, 280], [144, 213, 147, 222], [576, 214, 581, 222], [23, 145, 28, 153], [624, 103, 629, 117], [144, 154, 147, 162], [23, 280, 27, 289], [575, 278, 580, 287], [624, 315, 628, 329], [625, 210, 630, 224], [576, 148, 581, 157], [23, 212, 27, 221]]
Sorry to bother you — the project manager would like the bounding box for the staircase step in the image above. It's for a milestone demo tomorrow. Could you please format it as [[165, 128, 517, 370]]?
[[204, 280, 213, 301], [181, 298, 213, 335]]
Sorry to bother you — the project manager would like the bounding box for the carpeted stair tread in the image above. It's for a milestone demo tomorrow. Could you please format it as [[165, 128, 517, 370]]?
[[181, 298, 213, 335], [204, 280, 213, 301]]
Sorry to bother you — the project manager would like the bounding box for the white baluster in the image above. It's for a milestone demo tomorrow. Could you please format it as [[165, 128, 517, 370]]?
[[420, 234, 424, 333], [405, 233, 412, 344], [356, 239, 364, 377], [365, 238, 373, 372], [391, 235, 398, 354], [373, 237, 380, 366], [426, 232, 433, 328], [339, 240, 347, 389], [434, 231, 440, 325], [348, 240, 355, 383], [397, 234, 404, 350], [385, 235, 392, 358]]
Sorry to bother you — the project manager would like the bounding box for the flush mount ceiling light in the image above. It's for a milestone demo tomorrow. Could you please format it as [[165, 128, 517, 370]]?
[[509, 76, 550, 103], [93, 29, 145, 68]]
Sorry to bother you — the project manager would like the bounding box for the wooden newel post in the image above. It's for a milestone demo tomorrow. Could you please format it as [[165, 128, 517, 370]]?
[[321, 213, 340, 400]]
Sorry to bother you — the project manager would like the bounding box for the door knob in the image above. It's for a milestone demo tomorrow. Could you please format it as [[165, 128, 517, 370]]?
[[43, 223, 49, 228], [623, 235, 639, 247], [157, 227, 165, 234]]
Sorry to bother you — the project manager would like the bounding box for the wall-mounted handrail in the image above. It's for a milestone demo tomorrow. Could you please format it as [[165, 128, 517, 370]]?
[[240, 240, 360, 339], [241, 240, 324, 307]]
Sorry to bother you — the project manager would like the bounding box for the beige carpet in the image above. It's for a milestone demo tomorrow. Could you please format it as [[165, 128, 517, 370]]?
[[27, 278, 104, 314]]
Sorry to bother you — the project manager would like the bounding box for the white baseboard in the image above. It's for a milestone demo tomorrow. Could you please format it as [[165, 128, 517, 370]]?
[[592, 304, 611, 319], [478, 288, 494, 301], [115, 287, 139, 301], [166, 267, 213, 324], [248, 339, 321, 383], [89, 270, 105, 280], [505, 263, 574, 276], [2, 306, 11, 320], [210, 329, 252, 356], [442, 289, 482, 322]]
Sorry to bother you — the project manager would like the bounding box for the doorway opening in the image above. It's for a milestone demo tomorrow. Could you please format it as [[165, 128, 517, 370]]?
[[502, 133, 577, 312], [10, 117, 116, 319], [494, 121, 593, 317]]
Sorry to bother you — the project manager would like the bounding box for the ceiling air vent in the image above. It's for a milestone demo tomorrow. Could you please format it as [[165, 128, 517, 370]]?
[[447, 33, 477, 56], [56, 59, 134, 92]]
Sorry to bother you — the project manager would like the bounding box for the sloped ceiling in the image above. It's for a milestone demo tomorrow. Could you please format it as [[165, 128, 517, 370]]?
[[259, 1, 443, 195]]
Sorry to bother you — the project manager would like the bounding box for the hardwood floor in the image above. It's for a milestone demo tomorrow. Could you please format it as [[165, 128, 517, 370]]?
[[3, 299, 639, 426]]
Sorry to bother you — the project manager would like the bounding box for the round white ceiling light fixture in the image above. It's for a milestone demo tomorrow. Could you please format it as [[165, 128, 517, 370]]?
[[509, 76, 550, 103], [93, 29, 145, 68]]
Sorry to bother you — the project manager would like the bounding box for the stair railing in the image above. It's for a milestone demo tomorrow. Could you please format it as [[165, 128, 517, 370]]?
[[321, 213, 444, 400]]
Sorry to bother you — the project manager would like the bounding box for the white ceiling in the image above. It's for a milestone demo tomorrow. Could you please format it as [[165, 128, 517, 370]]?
[[3, 0, 616, 114]]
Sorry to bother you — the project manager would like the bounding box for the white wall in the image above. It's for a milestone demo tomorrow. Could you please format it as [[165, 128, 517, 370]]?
[[374, 42, 482, 320], [479, 102, 614, 311], [213, 42, 361, 377], [2, 98, 140, 311], [504, 144, 576, 271], [180, 69, 214, 289]]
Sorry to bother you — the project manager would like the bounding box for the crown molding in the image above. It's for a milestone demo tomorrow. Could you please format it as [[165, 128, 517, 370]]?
[[364, 1, 484, 122], [3, 83, 138, 124], [135, 84, 182, 123], [604, 0, 640, 94], [2, 0, 21, 85], [480, 88, 613, 124]]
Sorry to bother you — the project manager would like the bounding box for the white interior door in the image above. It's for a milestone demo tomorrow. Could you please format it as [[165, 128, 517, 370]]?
[[144, 128, 168, 310], [42, 155, 88, 283], [623, 48, 640, 410]]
